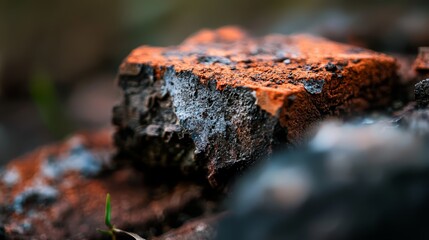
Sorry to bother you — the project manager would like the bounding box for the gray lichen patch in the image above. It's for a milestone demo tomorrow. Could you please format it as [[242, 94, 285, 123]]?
[[164, 69, 230, 153], [41, 144, 103, 179], [114, 65, 288, 186], [415, 79, 429, 108], [164, 68, 283, 162], [1, 168, 21, 187], [13, 185, 59, 214], [301, 79, 325, 95]]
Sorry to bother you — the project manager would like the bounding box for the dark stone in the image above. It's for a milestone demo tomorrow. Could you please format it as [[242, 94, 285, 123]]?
[[301, 79, 325, 94], [197, 56, 231, 65], [12, 186, 59, 214], [114, 64, 197, 172], [415, 79, 429, 107], [218, 122, 429, 240], [324, 62, 337, 72]]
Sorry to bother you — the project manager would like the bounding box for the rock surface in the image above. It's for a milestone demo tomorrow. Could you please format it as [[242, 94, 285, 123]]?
[[154, 214, 223, 240], [414, 47, 429, 79], [113, 26, 398, 187], [0, 130, 219, 240], [217, 121, 429, 240], [415, 79, 429, 107]]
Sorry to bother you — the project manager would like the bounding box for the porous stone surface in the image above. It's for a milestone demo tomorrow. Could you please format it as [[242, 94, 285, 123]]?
[[113, 26, 398, 187], [0, 130, 218, 240], [415, 79, 429, 107]]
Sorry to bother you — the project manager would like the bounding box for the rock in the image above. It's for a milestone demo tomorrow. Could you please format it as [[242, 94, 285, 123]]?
[[113, 26, 398, 187], [414, 47, 429, 73], [155, 214, 224, 240], [415, 79, 429, 107], [217, 121, 429, 240], [414, 47, 429, 81], [0, 130, 218, 240]]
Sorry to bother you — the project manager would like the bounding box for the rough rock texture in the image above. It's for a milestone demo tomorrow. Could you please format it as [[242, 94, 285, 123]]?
[[415, 79, 429, 108], [0, 130, 219, 240], [113, 26, 398, 187]]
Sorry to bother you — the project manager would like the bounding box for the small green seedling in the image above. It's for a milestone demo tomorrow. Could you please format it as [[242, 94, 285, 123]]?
[[98, 193, 145, 240]]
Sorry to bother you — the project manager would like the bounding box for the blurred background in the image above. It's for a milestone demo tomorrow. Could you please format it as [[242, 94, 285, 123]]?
[[0, 0, 428, 164]]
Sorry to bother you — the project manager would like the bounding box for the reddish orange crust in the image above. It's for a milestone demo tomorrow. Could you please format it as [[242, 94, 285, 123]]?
[[0, 130, 214, 239], [120, 26, 397, 142]]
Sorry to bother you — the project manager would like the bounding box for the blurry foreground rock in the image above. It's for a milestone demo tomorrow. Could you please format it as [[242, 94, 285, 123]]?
[[113, 27, 398, 187], [0, 130, 219, 240], [154, 214, 223, 240], [218, 121, 429, 240]]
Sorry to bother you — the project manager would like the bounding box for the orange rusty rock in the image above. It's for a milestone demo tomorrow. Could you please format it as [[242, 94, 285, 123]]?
[[414, 47, 429, 79], [124, 33, 396, 118], [0, 130, 217, 240], [414, 47, 429, 71], [114, 27, 398, 187]]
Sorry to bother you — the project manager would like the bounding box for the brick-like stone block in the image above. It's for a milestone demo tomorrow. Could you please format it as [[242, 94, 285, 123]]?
[[113, 27, 397, 187]]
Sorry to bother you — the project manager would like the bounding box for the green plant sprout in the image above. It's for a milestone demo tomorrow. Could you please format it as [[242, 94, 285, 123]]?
[[98, 193, 145, 240]]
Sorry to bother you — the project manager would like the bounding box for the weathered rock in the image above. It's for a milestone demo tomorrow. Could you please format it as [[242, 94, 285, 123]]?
[[113, 26, 398, 187], [415, 79, 429, 107], [0, 130, 218, 240]]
